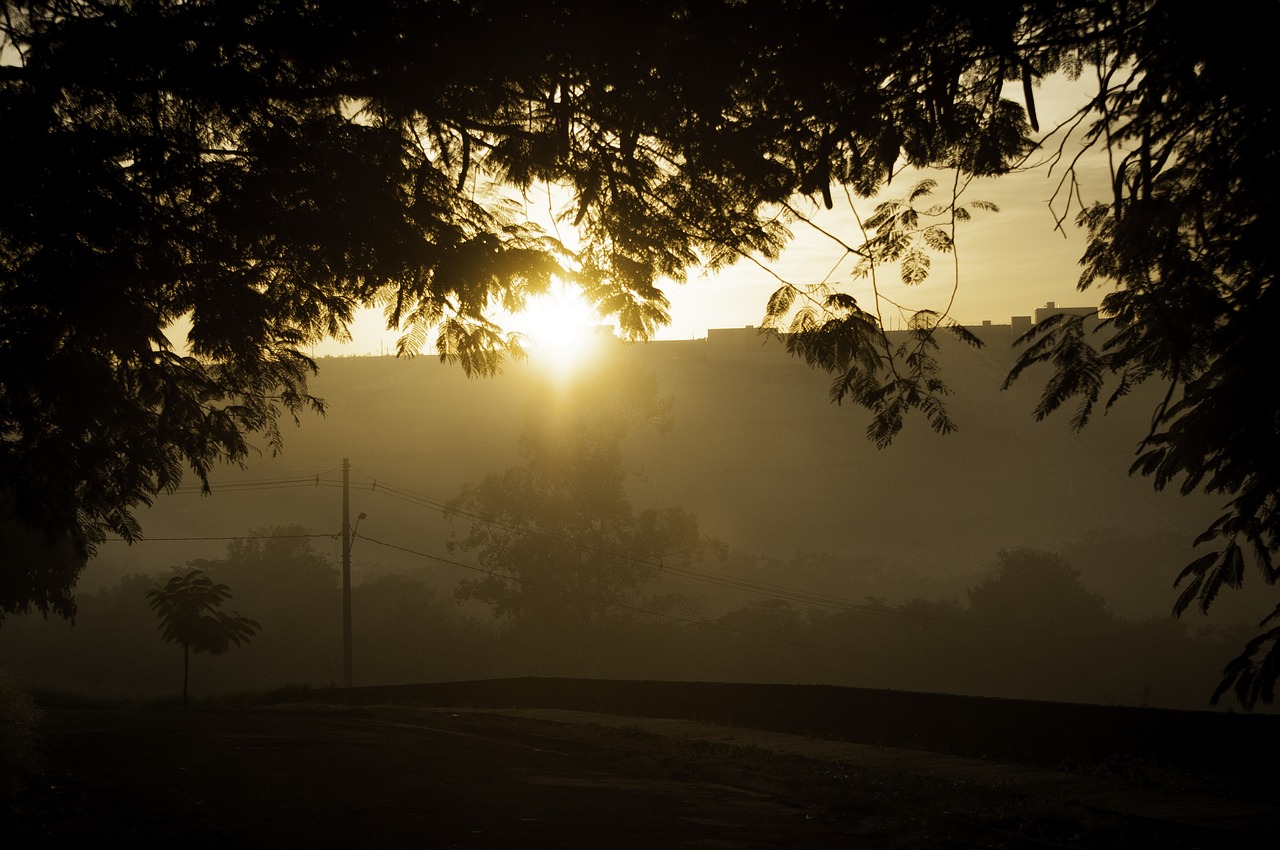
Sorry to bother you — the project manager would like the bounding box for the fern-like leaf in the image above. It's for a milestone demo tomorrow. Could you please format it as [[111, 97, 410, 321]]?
[[901, 248, 930, 285]]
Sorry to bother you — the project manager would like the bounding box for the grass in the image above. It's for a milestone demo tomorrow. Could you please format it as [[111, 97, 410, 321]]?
[[7, 689, 1252, 848], [27, 682, 323, 711], [0, 669, 42, 797], [1054, 750, 1247, 801], [316, 705, 1224, 849]]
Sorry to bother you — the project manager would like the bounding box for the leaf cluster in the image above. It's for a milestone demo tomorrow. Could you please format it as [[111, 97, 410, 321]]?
[[763, 180, 988, 446], [144, 569, 259, 655], [5, 1, 1279, 708], [999, 1, 1280, 706], [0, 0, 1074, 616]]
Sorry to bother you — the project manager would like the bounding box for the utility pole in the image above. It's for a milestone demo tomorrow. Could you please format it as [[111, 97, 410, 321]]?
[[341, 458, 352, 688]]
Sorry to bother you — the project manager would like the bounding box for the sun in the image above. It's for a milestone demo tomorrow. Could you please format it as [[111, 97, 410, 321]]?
[[507, 280, 612, 374]]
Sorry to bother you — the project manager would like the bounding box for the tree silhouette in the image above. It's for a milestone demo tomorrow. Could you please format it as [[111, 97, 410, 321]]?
[[1, 1, 1276, 705], [0, 0, 1061, 617], [145, 570, 259, 708], [447, 365, 707, 646], [967, 549, 1112, 632]]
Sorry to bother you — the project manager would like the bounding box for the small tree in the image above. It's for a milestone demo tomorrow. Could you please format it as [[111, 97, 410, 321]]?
[[145, 570, 259, 708]]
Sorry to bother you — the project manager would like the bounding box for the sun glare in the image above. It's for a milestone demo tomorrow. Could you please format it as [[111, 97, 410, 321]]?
[[508, 281, 613, 374]]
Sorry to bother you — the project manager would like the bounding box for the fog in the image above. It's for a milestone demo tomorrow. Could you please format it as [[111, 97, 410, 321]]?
[[5, 316, 1264, 710]]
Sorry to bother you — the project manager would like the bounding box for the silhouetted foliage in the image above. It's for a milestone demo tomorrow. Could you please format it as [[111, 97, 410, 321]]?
[[189, 528, 340, 613], [145, 569, 259, 707], [763, 181, 993, 446], [1, 1, 1275, 705], [183, 527, 345, 683], [447, 366, 707, 666], [991, 7, 1280, 706], [968, 548, 1112, 630], [0, 533, 1247, 707], [0, 0, 1078, 616]]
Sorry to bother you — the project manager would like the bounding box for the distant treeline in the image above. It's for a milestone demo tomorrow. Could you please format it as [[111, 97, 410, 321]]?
[[2, 532, 1252, 711]]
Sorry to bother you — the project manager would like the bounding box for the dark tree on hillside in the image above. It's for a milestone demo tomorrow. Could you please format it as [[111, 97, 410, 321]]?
[[2, 1, 1277, 705], [145, 569, 259, 708], [967, 549, 1112, 632], [447, 365, 707, 647]]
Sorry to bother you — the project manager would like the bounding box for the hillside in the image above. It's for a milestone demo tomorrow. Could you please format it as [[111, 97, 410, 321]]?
[[79, 313, 1226, 621]]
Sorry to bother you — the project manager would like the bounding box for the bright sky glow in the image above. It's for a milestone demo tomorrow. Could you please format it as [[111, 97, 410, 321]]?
[[503, 279, 615, 377], [504, 279, 605, 342], [315, 74, 1109, 357]]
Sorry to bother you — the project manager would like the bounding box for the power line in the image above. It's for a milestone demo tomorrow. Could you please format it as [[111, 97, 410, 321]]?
[[137, 465, 954, 620], [101, 532, 337, 543], [167, 475, 344, 495], [188, 465, 975, 623]]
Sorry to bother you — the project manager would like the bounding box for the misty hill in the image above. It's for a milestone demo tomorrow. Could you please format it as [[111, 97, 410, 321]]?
[[80, 308, 1234, 625], [12, 309, 1267, 709]]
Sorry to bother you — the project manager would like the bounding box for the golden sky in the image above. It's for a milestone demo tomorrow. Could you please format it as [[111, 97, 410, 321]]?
[[319, 74, 1110, 357]]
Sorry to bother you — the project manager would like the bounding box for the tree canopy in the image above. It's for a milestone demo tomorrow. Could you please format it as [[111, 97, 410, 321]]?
[[145, 568, 259, 706], [447, 365, 707, 639], [967, 549, 1111, 632], [1, 1, 1276, 704]]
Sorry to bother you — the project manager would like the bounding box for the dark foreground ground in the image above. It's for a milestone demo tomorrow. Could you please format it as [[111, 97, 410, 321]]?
[[7, 703, 1278, 848]]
